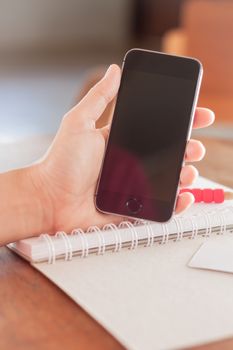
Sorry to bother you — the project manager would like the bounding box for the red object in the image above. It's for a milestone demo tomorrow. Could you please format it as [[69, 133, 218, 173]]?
[[179, 188, 224, 203], [203, 188, 213, 203]]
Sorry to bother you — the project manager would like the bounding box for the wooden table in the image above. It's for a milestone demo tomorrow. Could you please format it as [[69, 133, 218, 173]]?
[[0, 137, 233, 350]]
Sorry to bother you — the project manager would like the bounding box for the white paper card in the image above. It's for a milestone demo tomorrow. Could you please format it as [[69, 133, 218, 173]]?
[[189, 236, 233, 273]]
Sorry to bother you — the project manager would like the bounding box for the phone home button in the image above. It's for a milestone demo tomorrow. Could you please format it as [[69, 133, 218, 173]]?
[[126, 198, 142, 215]]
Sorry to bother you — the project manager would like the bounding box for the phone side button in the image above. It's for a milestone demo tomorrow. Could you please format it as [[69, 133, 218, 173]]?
[[126, 198, 142, 215]]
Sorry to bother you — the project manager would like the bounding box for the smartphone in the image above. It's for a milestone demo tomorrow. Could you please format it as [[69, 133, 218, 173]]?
[[95, 49, 203, 222]]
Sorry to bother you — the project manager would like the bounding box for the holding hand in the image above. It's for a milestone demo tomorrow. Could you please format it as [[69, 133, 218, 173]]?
[[32, 64, 214, 232], [0, 65, 215, 245]]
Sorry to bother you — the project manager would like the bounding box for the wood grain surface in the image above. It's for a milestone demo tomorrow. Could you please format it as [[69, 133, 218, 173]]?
[[0, 137, 233, 350]]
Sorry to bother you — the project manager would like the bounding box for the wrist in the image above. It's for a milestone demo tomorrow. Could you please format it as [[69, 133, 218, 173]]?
[[15, 165, 54, 237], [0, 165, 54, 245], [27, 164, 54, 235]]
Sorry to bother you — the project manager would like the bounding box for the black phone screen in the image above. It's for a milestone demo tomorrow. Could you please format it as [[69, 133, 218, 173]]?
[[96, 50, 201, 222]]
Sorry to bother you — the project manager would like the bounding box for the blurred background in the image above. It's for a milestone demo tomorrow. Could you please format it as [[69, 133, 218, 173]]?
[[0, 0, 232, 171]]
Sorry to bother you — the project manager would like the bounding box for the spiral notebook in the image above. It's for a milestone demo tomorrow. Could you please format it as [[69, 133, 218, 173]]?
[[9, 177, 233, 264], [8, 176, 233, 350]]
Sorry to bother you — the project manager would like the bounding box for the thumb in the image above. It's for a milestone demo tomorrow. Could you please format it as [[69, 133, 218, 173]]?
[[67, 64, 121, 126]]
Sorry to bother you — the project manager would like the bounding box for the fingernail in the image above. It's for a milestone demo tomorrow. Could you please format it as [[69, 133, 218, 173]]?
[[206, 108, 215, 120], [210, 110, 215, 123]]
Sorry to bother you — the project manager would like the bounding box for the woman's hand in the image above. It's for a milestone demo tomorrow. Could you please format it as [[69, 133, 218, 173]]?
[[0, 64, 215, 245], [31, 64, 214, 233]]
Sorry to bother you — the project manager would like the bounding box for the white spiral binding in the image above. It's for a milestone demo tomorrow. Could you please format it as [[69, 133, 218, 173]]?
[[87, 225, 106, 255], [71, 228, 89, 258], [208, 212, 213, 236], [203, 212, 212, 237], [41, 205, 233, 263], [161, 223, 169, 244], [145, 221, 154, 247], [119, 221, 138, 250], [134, 219, 145, 226], [103, 223, 122, 252], [179, 216, 185, 240], [133, 220, 154, 247], [218, 210, 225, 235], [190, 215, 199, 239], [173, 216, 183, 241], [41, 233, 56, 264], [55, 231, 73, 260], [220, 209, 227, 235]]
